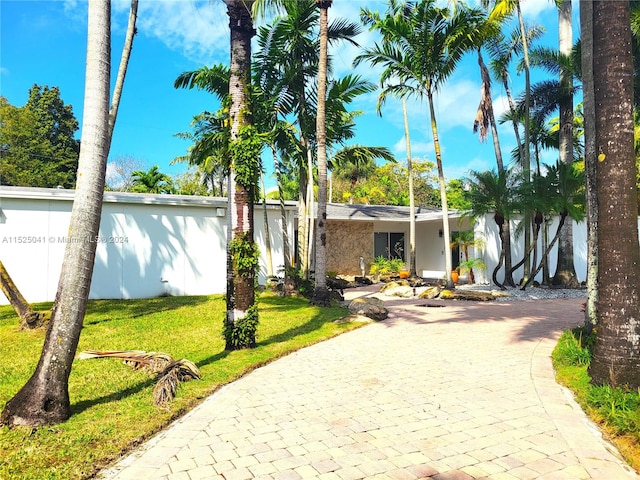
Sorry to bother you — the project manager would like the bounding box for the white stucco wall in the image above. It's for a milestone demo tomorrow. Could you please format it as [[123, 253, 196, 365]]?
[[0, 187, 295, 304], [477, 213, 640, 285]]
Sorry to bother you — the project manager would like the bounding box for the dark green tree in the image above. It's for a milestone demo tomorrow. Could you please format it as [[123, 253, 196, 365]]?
[[0, 86, 80, 188]]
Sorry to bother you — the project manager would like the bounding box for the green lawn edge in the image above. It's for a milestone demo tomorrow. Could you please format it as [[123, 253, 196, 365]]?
[[552, 328, 640, 474]]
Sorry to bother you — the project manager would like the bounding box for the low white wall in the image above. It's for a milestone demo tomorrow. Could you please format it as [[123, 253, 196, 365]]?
[[477, 213, 640, 285], [0, 187, 295, 304]]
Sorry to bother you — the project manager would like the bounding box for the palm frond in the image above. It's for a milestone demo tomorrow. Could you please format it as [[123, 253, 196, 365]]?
[[153, 359, 202, 407], [79, 349, 174, 374], [80, 350, 202, 407]]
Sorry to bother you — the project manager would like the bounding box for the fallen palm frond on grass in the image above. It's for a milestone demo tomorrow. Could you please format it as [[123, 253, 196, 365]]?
[[153, 359, 201, 407], [79, 349, 175, 374], [79, 349, 201, 406]]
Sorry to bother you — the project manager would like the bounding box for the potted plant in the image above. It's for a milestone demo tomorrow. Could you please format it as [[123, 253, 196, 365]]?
[[451, 267, 460, 284], [457, 258, 487, 284]]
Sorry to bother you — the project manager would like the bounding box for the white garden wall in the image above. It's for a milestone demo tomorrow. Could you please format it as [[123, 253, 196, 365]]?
[[0, 187, 295, 304], [476, 213, 640, 285]]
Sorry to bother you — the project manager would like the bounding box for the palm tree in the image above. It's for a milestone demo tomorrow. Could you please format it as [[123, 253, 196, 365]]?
[[310, 0, 332, 306], [1, 0, 112, 425], [356, 0, 485, 288], [174, 65, 232, 196], [359, 1, 418, 276], [222, 0, 260, 350], [470, 17, 517, 288], [486, 25, 543, 163], [517, 40, 583, 286], [486, 0, 539, 283], [587, 0, 640, 389], [465, 168, 521, 289], [450, 230, 485, 284], [130, 165, 174, 194], [173, 109, 231, 196], [108, 0, 138, 144], [253, 0, 360, 281], [331, 145, 395, 196], [520, 161, 584, 289], [0, 260, 47, 329]]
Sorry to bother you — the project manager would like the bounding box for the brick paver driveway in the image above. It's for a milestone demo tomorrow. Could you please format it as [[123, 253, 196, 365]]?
[[99, 295, 639, 480]]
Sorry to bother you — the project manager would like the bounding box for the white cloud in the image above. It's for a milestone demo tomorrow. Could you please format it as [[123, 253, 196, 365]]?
[[446, 156, 493, 180], [520, 0, 555, 21], [432, 79, 482, 131], [393, 136, 434, 158], [136, 0, 229, 65]]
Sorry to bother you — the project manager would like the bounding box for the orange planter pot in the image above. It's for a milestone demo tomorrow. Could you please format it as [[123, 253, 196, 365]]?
[[451, 270, 459, 283], [399, 269, 410, 279]]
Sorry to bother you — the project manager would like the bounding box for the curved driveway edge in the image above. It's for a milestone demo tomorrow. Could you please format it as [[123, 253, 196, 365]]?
[[99, 297, 639, 480]]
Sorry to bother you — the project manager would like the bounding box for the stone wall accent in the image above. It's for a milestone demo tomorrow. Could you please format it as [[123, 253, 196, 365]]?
[[326, 220, 373, 275]]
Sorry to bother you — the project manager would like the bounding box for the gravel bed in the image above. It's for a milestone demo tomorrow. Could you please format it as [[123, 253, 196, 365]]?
[[455, 283, 587, 301]]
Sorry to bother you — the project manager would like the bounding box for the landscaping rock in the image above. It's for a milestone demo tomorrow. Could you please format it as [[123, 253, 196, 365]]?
[[354, 276, 373, 285], [348, 297, 388, 321], [419, 286, 442, 299], [438, 289, 499, 301], [380, 280, 409, 292], [328, 277, 350, 291], [334, 314, 374, 324], [383, 285, 414, 298]]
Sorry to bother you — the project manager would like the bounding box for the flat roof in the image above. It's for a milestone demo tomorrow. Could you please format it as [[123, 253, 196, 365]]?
[[326, 203, 461, 222], [0, 186, 297, 210]]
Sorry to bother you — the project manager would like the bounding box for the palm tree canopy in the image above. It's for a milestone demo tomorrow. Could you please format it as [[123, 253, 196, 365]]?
[[464, 168, 522, 223], [331, 144, 396, 185], [131, 165, 174, 194], [174, 64, 230, 102]]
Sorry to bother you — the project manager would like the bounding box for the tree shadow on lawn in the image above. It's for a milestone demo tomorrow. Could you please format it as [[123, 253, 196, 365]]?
[[70, 377, 156, 416], [0, 296, 216, 327], [83, 295, 215, 326], [257, 295, 351, 347]]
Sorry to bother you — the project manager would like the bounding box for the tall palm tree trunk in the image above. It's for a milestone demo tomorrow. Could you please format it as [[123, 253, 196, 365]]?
[[223, 0, 258, 350], [588, 0, 640, 388], [580, 0, 598, 331], [108, 0, 137, 143], [312, 0, 331, 306], [272, 146, 295, 293], [261, 173, 273, 277], [428, 92, 454, 289], [1, 0, 112, 426], [553, 0, 578, 287], [0, 260, 47, 329], [403, 97, 416, 276], [516, 0, 532, 283], [477, 48, 515, 286]]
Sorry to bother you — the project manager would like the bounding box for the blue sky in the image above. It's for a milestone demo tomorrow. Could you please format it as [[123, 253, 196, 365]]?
[[0, 0, 573, 191]]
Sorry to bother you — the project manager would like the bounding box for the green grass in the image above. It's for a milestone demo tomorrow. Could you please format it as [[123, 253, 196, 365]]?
[[553, 328, 640, 473], [0, 293, 358, 480]]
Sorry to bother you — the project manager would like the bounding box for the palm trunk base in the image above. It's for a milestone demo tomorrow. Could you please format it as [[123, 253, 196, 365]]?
[[0, 374, 71, 426], [551, 270, 580, 288], [311, 285, 331, 307]]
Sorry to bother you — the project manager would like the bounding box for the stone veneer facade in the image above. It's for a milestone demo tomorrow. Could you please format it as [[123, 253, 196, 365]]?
[[326, 220, 373, 275]]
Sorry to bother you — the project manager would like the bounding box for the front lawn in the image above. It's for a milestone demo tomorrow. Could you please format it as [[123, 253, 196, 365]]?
[[0, 293, 356, 480]]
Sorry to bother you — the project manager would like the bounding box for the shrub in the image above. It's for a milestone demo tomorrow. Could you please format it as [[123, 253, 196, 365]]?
[[370, 256, 404, 275]]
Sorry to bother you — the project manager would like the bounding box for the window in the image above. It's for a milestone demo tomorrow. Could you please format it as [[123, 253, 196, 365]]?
[[374, 232, 405, 261]]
